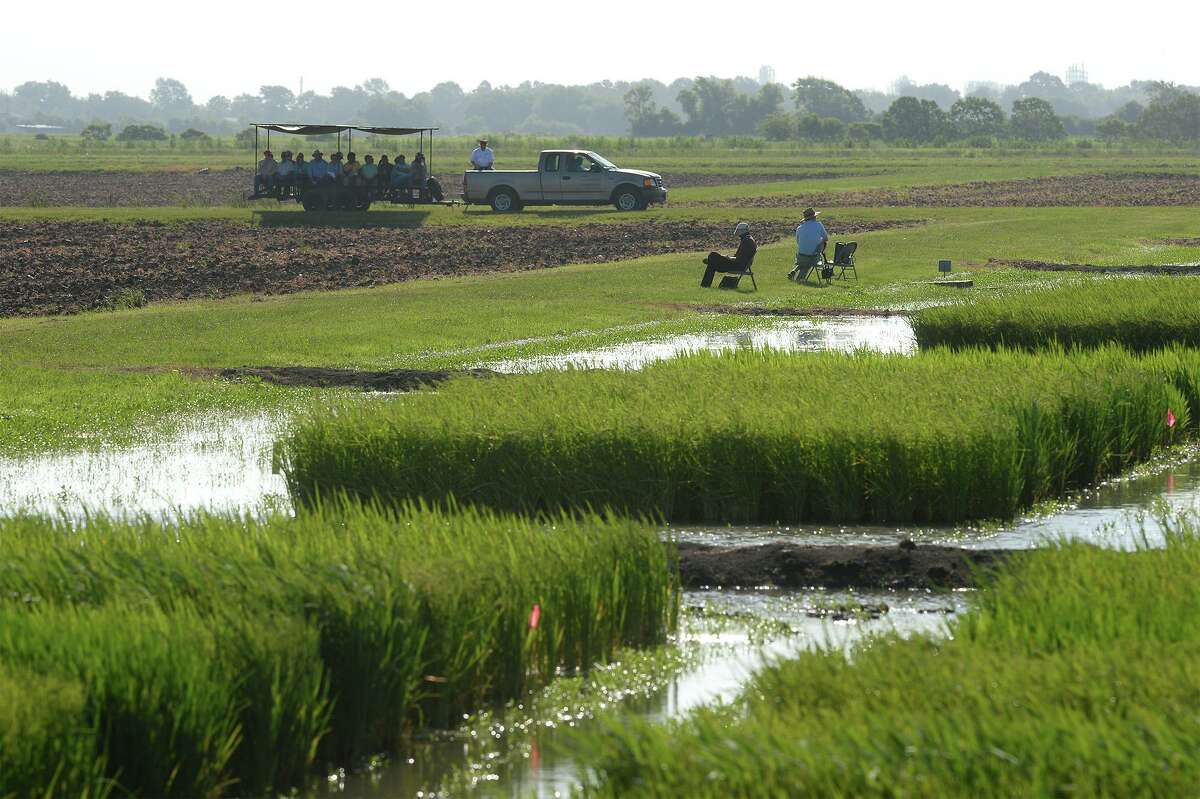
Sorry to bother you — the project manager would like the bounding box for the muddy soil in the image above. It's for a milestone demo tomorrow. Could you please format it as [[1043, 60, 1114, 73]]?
[[677, 540, 1011, 590], [0, 169, 870, 208], [990, 258, 1200, 275], [0, 217, 912, 317], [220, 365, 496, 391], [0, 220, 759, 317], [690, 173, 1200, 208]]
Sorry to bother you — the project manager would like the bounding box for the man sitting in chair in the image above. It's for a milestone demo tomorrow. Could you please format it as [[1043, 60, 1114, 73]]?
[[701, 222, 757, 288], [788, 207, 829, 281]]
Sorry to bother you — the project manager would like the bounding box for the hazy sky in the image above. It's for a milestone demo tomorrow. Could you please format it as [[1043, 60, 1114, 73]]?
[[6, 0, 1197, 100]]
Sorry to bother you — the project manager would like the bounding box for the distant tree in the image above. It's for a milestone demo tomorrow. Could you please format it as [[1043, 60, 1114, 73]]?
[[677, 76, 741, 135], [949, 97, 1005, 137], [13, 81, 75, 116], [881, 96, 947, 143], [847, 121, 878, 143], [731, 83, 784, 133], [1114, 100, 1144, 123], [791, 77, 868, 122], [81, 121, 112, 141], [757, 112, 795, 141], [116, 123, 168, 141], [1138, 86, 1200, 141], [891, 76, 959, 109], [1096, 117, 1131, 141], [205, 95, 232, 118], [1010, 97, 1066, 140], [358, 78, 390, 97], [150, 78, 194, 117], [258, 86, 295, 119], [180, 128, 208, 140]]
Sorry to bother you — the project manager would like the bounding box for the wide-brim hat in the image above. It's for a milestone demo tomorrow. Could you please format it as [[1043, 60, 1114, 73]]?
[[311, 150, 323, 157], [478, 138, 488, 143], [802, 207, 820, 219], [263, 150, 273, 156]]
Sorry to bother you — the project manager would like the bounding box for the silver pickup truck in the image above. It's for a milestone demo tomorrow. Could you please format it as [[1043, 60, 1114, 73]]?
[[462, 150, 667, 212]]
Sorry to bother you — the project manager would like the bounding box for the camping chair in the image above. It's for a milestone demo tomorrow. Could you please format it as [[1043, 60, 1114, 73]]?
[[791, 251, 834, 286], [717, 250, 758, 291], [831, 241, 858, 280]]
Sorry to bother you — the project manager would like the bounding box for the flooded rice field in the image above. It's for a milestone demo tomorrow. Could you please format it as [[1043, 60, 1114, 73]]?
[[321, 588, 965, 798], [487, 315, 916, 372]]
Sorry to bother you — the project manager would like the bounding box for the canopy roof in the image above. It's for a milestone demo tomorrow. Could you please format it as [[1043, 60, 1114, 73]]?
[[252, 123, 438, 136]]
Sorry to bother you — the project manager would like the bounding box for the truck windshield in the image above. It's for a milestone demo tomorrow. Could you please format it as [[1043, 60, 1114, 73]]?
[[585, 152, 618, 170]]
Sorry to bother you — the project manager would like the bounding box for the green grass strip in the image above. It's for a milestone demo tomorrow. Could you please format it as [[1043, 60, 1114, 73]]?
[[913, 275, 1200, 352], [570, 526, 1200, 797], [0, 502, 676, 797], [281, 346, 1199, 524]]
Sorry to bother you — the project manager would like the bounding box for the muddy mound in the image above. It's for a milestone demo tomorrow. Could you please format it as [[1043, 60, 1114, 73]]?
[[0, 219, 796, 317], [691, 173, 1200, 208], [677, 540, 1012, 590], [220, 365, 496, 391], [990, 258, 1200, 275]]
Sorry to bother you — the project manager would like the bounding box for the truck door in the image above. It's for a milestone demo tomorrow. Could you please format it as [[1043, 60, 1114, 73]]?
[[539, 152, 562, 201], [560, 153, 604, 202]]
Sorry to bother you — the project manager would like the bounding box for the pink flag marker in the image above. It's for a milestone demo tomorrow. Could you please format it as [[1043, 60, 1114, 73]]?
[[1168, 408, 1177, 428], [528, 603, 541, 630]]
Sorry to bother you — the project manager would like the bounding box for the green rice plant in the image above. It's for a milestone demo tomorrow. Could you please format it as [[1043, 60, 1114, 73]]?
[[0, 502, 675, 793], [913, 275, 1200, 351], [570, 524, 1200, 797], [281, 346, 1200, 524], [0, 665, 111, 799]]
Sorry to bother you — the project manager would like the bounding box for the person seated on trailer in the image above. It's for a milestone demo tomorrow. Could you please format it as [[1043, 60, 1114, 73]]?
[[376, 154, 392, 189], [390, 154, 411, 187], [307, 150, 330, 184], [275, 151, 295, 195], [469, 137, 494, 170], [700, 221, 757, 288], [328, 152, 345, 183], [293, 152, 308, 190], [409, 152, 428, 187], [343, 152, 362, 187], [359, 155, 378, 198], [255, 149, 277, 193], [788, 206, 829, 281]]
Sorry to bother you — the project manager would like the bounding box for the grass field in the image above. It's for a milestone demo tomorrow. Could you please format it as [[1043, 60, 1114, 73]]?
[[0, 502, 675, 796], [281, 346, 1196, 524], [571, 519, 1200, 797], [914, 274, 1200, 351]]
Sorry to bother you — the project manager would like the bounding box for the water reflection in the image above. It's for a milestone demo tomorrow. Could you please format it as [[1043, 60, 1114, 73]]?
[[676, 448, 1200, 552], [326, 589, 962, 798], [0, 413, 289, 520], [487, 316, 916, 373]]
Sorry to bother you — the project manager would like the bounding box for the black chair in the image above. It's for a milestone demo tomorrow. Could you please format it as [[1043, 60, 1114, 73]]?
[[717, 250, 758, 291], [791, 252, 831, 285], [832, 241, 858, 280]]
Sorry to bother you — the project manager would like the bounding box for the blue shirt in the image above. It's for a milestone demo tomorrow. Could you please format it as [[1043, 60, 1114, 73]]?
[[307, 159, 328, 181], [795, 220, 829, 256]]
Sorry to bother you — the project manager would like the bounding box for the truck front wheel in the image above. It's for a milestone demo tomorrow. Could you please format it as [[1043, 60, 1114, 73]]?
[[489, 188, 521, 212], [613, 186, 644, 211]]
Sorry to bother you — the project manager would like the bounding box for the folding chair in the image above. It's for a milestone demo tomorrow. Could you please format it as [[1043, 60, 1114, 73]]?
[[831, 241, 858, 280], [790, 252, 832, 285], [716, 250, 758, 291]]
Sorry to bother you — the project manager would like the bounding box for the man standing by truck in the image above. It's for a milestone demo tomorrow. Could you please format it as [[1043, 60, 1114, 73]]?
[[470, 138, 494, 170]]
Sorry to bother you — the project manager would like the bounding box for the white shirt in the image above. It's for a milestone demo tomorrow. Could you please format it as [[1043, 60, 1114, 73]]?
[[470, 146, 494, 168]]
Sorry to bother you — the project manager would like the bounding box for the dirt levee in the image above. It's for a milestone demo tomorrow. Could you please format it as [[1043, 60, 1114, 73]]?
[[692, 173, 1200, 208], [990, 258, 1200, 275], [220, 365, 496, 391], [0, 218, 910, 317], [677, 540, 1012, 590]]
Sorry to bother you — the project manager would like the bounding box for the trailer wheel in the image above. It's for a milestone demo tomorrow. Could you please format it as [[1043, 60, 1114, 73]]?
[[489, 188, 520, 212], [301, 191, 323, 212], [613, 186, 644, 211]]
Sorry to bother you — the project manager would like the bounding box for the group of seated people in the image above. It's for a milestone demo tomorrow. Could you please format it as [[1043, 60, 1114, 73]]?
[[254, 148, 432, 200]]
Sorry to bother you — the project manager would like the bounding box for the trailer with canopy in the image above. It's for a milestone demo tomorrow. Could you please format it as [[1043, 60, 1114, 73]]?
[[246, 123, 452, 211]]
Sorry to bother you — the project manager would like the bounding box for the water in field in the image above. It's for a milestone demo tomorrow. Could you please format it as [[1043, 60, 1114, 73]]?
[[321, 587, 963, 798], [0, 413, 289, 520], [487, 315, 916, 373], [676, 446, 1200, 552]]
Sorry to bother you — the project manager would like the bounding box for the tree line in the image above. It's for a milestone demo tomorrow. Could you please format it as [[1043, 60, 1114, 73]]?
[[2, 73, 1198, 144]]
